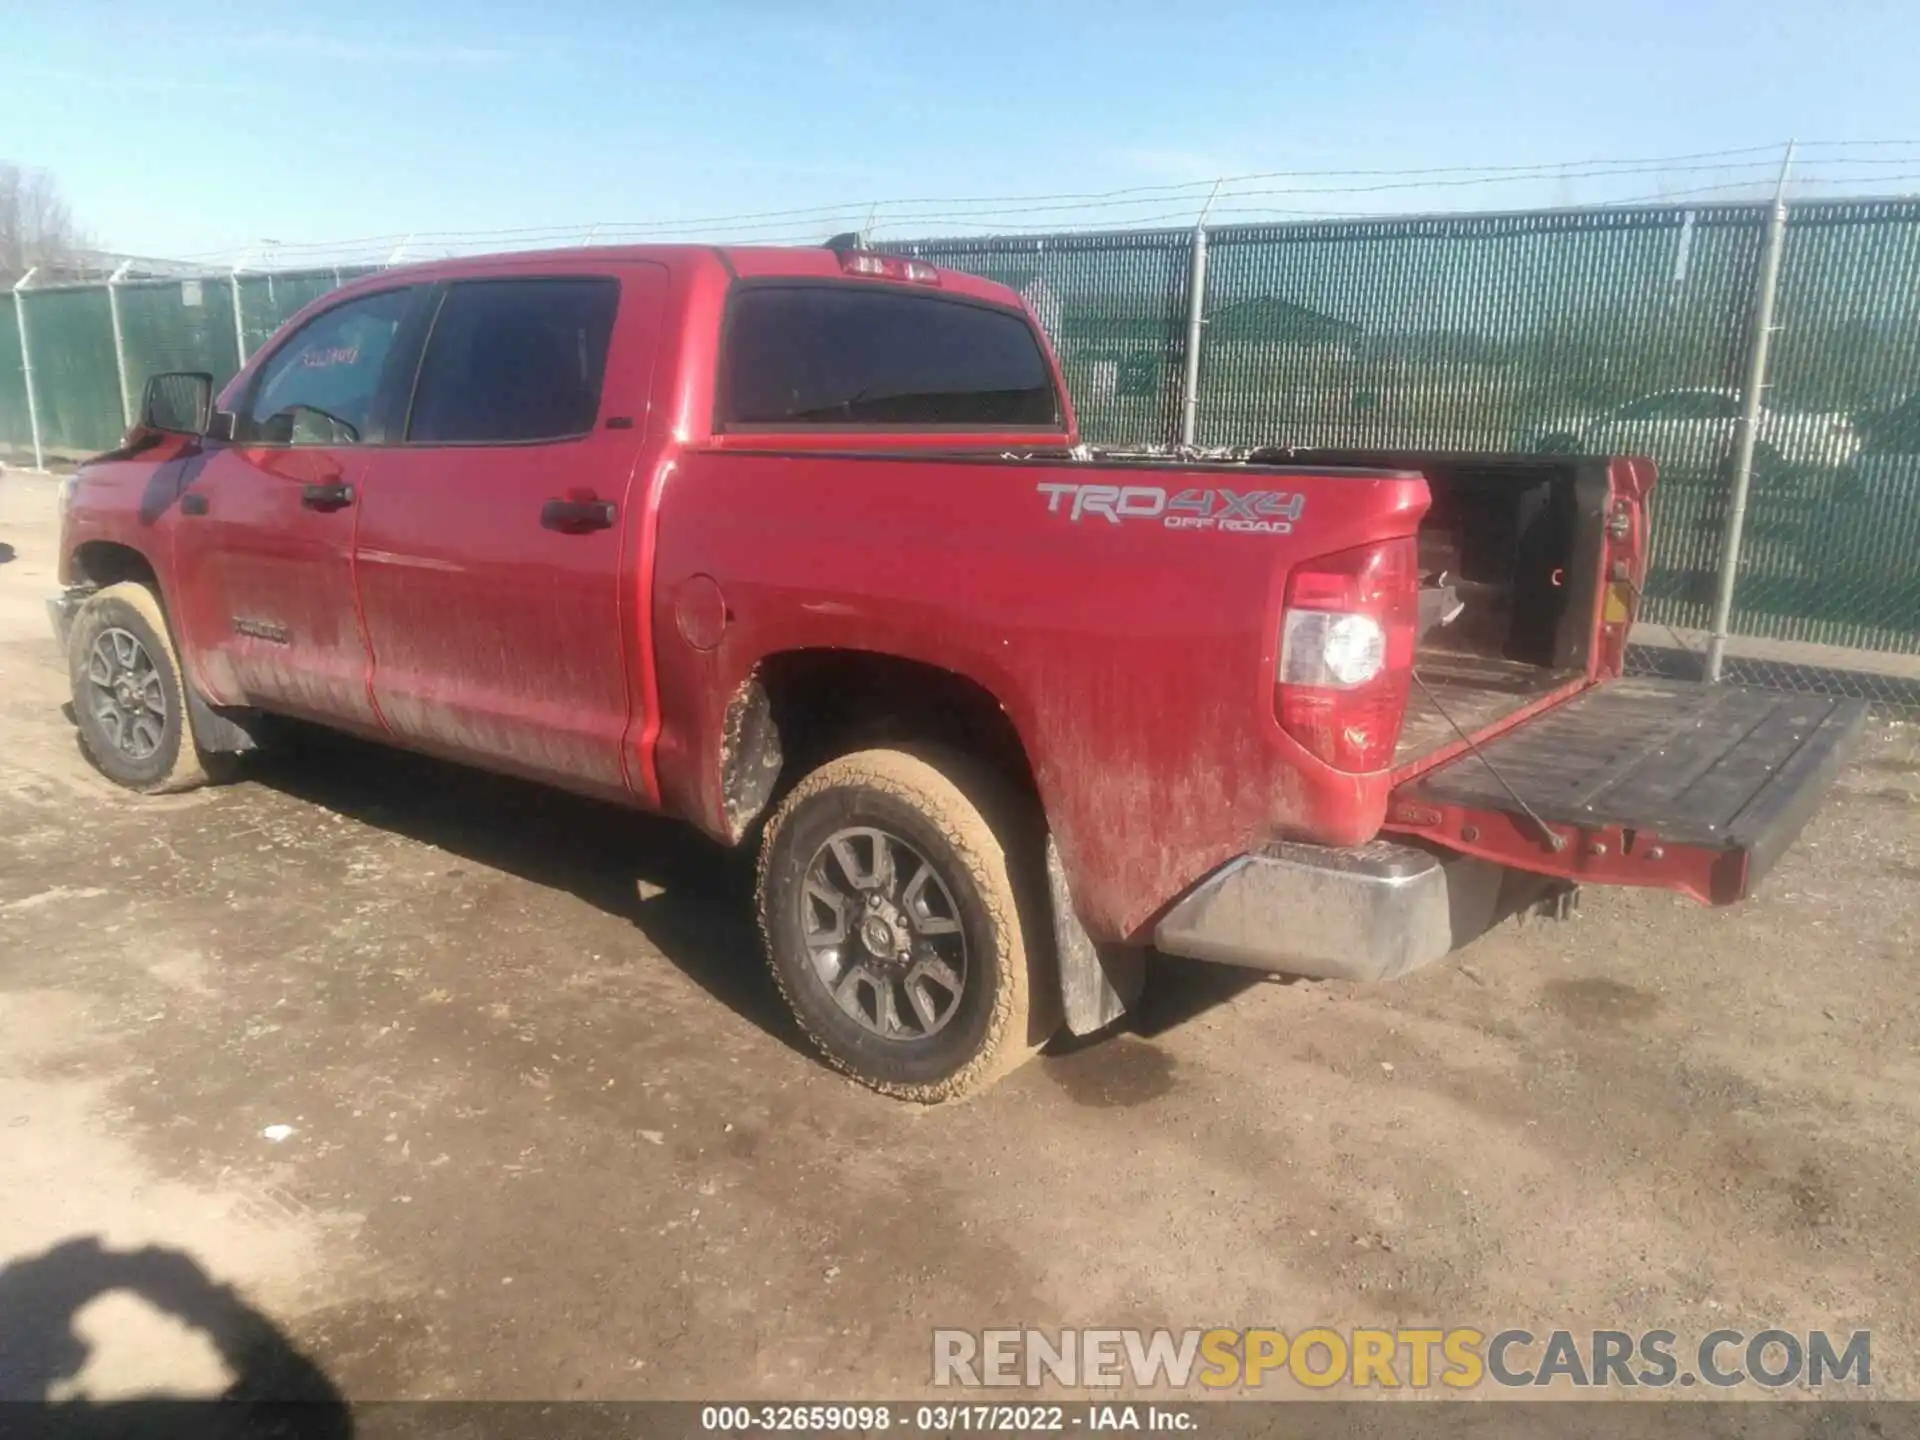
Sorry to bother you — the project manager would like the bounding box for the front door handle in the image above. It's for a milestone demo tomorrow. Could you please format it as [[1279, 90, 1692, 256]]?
[[302, 482, 355, 512], [541, 497, 617, 533], [180, 492, 209, 517]]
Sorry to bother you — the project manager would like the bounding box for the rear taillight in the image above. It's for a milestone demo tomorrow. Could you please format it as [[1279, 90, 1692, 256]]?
[[1276, 537, 1419, 773]]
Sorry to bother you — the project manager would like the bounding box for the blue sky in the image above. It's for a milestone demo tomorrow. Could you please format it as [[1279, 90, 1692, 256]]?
[[10, 0, 1920, 261]]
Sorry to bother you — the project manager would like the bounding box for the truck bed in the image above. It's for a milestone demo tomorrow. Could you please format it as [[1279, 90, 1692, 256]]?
[[1261, 449, 1613, 772], [1396, 652, 1581, 766]]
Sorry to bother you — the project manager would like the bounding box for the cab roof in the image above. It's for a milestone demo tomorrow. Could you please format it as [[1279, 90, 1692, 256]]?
[[329, 243, 1027, 312]]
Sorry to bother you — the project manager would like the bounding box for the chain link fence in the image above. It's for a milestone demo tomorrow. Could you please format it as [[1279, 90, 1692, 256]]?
[[904, 198, 1920, 708], [2, 265, 381, 461], [4, 203, 1918, 705], [879, 230, 1196, 450]]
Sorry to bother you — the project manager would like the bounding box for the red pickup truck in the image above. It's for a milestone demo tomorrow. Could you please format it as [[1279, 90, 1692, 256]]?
[[49, 242, 1868, 1101]]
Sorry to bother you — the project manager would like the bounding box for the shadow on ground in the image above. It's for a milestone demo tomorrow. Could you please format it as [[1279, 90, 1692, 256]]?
[[0, 1235, 350, 1438], [1131, 954, 1269, 1037], [239, 726, 806, 1056], [236, 725, 1269, 1066]]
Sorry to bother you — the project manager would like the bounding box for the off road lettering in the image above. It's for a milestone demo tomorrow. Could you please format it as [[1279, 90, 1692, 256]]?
[[1039, 482, 1304, 533]]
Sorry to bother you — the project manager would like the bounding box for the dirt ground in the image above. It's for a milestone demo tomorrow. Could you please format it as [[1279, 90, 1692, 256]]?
[[2, 466, 1918, 1404]]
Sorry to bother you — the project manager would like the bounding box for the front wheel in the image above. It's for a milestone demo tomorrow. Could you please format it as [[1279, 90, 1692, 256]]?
[[756, 748, 1056, 1101], [67, 582, 209, 793]]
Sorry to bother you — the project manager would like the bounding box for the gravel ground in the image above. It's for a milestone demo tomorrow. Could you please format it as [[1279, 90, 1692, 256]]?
[[1, 468, 1916, 1404]]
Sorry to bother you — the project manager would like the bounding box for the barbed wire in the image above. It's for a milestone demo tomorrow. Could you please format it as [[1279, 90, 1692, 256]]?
[[164, 143, 1805, 261], [101, 140, 1920, 275]]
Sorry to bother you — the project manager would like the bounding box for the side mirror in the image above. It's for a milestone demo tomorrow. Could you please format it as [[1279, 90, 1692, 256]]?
[[139, 372, 215, 435]]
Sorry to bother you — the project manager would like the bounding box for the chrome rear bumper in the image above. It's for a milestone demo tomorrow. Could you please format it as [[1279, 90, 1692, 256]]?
[[1153, 839, 1537, 983]]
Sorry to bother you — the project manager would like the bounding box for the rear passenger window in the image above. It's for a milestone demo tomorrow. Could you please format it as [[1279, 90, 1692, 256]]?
[[408, 278, 619, 444], [721, 285, 1058, 429]]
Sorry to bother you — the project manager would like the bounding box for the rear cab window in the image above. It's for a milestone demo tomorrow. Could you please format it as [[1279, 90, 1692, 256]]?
[[718, 284, 1059, 431]]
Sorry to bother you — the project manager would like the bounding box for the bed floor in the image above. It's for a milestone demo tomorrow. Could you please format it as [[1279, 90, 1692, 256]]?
[[1396, 650, 1578, 767]]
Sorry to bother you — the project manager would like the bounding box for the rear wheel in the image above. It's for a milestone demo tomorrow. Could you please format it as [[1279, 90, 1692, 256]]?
[[756, 747, 1055, 1101], [68, 582, 210, 793]]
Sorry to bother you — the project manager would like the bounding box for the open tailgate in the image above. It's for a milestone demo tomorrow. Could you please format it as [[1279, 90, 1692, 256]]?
[[1384, 678, 1870, 905]]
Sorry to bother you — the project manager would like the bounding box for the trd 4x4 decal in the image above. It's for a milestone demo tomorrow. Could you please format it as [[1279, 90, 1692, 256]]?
[[1037, 482, 1305, 534]]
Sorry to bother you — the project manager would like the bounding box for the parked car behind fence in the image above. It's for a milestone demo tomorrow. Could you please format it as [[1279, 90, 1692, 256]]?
[[1535, 387, 1860, 473]]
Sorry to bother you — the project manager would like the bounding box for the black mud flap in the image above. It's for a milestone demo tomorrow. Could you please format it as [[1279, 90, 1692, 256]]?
[[1385, 678, 1870, 905], [1047, 837, 1144, 1035]]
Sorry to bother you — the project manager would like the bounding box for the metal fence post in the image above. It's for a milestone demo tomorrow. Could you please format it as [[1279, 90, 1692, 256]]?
[[106, 260, 135, 429], [1178, 182, 1224, 450], [230, 261, 249, 367], [1178, 223, 1209, 448], [11, 267, 45, 472], [1705, 143, 1795, 682]]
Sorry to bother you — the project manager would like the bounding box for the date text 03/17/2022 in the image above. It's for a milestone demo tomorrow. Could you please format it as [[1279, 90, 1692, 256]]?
[[698, 1403, 1196, 1431]]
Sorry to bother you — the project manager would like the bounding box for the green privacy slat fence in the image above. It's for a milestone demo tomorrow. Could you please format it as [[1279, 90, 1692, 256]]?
[[899, 201, 1920, 682], [1196, 207, 1768, 635], [1728, 200, 1920, 654], [118, 277, 242, 407], [0, 301, 28, 464], [897, 230, 1194, 447], [236, 267, 378, 358], [0, 266, 390, 464], [20, 286, 122, 456]]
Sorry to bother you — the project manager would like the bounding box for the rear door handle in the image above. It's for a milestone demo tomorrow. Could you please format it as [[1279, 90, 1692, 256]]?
[[180, 492, 209, 517], [302, 482, 355, 512], [541, 497, 617, 533]]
